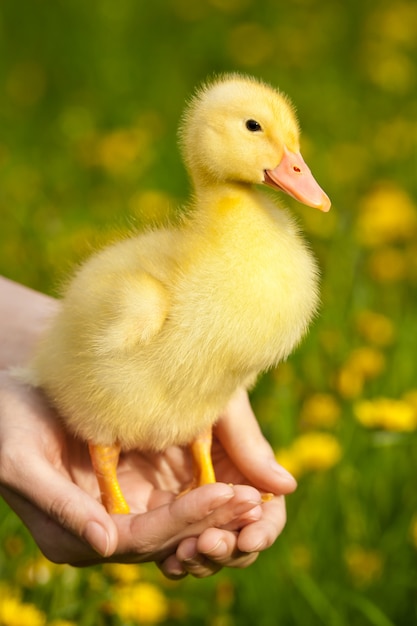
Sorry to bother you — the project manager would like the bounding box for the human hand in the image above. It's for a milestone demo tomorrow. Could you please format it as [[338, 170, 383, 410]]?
[[0, 277, 297, 578], [0, 371, 295, 578], [174, 387, 297, 578]]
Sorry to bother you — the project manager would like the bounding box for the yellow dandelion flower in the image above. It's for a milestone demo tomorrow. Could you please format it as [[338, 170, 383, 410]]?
[[300, 393, 341, 428], [108, 582, 168, 624], [335, 365, 364, 400], [103, 563, 142, 585], [292, 432, 342, 472], [366, 2, 417, 48], [347, 347, 386, 379], [365, 49, 415, 94], [356, 183, 417, 248], [354, 397, 417, 432], [344, 546, 384, 587], [355, 310, 395, 347], [336, 347, 385, 400], [274, 448, 303, 479], [368, 247, 408, 283], [96, 127, 151, 175], [0, 594, 46, 626], [277, 432, 342, 479]]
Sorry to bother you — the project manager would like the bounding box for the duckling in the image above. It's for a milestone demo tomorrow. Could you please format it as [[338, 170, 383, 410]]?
[[29, 74, 330, 514]]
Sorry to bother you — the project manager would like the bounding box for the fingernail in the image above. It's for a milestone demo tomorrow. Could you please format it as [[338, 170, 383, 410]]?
[[84, 521, 111, 557], [270, 460, 297, 484], [205, 538, 228, 557], [212, 490, 235, 507], [181, 546, 198, 563], [234, 499, 262, 516]]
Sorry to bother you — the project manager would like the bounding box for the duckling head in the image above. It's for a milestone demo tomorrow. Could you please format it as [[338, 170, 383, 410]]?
[[180, 74, 330, 212]]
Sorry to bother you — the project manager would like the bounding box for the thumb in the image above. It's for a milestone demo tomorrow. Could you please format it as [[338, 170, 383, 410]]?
[[215, 388, 297, 495], [2, 458, 118, 561]]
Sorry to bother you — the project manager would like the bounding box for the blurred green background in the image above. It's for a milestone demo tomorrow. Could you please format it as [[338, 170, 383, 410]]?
[[1, 0, 417, 624]]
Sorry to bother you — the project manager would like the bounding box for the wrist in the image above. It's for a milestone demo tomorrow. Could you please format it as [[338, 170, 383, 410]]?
[[0, 277, 58, 368]]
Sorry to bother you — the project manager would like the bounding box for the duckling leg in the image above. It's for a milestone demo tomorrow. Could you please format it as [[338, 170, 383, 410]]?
[[88, 443, 130, 514], [190, 427, 216, 486]]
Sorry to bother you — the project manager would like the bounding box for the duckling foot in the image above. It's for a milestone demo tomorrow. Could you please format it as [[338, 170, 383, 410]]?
[[178, 427, 216, 497], [88, 442, 130, 514], [191, 426, 216, 486]]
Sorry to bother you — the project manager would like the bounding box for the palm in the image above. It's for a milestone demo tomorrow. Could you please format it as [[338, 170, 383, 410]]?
[[61, 430, 251, 516]]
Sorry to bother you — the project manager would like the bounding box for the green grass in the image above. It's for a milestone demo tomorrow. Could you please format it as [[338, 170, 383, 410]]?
[[1, 0, 417, 624]]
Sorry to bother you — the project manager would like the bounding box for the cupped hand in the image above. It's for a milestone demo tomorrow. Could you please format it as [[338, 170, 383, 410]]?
[[0, 371, 295, 578]]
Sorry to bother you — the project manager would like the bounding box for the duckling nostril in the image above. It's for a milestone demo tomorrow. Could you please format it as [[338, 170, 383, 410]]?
[[293, 166, 301, 173]]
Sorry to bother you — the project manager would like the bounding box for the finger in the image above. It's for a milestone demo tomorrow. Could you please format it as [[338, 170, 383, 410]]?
[[217, 389, 297, 494], [197, 528, 259, 568], [2, 451, 118, 559], [156, 554, 188, 580], [175, 537, 223, 578], [0, 484, 104, 565], [114, 484, 262, 561], [114, 483, 235, 556], [180, 528, 259, 570], [236, 495, 287, 553]]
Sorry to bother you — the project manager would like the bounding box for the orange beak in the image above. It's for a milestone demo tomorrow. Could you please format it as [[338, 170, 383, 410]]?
[[264, 147, 331, 212]]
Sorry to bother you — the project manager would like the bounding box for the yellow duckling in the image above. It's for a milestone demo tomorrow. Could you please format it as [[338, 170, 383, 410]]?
[[29, 74, 330, 514]]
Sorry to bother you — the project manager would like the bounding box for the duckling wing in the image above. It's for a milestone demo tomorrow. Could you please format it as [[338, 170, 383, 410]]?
[[91, 271, 169, 355]]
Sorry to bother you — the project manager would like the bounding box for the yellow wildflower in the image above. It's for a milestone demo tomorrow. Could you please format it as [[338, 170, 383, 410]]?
[[276, 432, 342, 479], [0, 590, 46, 626], [347, 347, 386, 379], [355, 183, 417, 248], [354, 397, 417, 432], [344, 546, 384, 587], [95, 128, 151, 175], [292, 432, 342, 471], [366, 2, 417, 48], [355, 310, 395, 347], [300, 393, 341, 428], [336, 347, 385, 400], [107, 582, 168, 624], [368, 247, 408, 283], [275, 448, 302, 478], [103, 563, 142, 585], [336, 365, 364, 399]]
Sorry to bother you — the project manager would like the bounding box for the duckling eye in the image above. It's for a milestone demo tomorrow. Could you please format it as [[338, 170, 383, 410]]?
[[245, 119, 262, 132]]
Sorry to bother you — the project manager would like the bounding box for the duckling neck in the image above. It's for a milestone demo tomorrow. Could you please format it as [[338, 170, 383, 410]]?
[[189, 180, 288, 234]]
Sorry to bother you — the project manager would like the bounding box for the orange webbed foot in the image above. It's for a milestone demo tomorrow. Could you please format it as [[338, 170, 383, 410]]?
[[88, 442, 130, 514], [178, 427, 216, 497]]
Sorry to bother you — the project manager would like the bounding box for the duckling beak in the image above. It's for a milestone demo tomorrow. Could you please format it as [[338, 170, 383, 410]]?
[[264, 147, 331, 212]]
